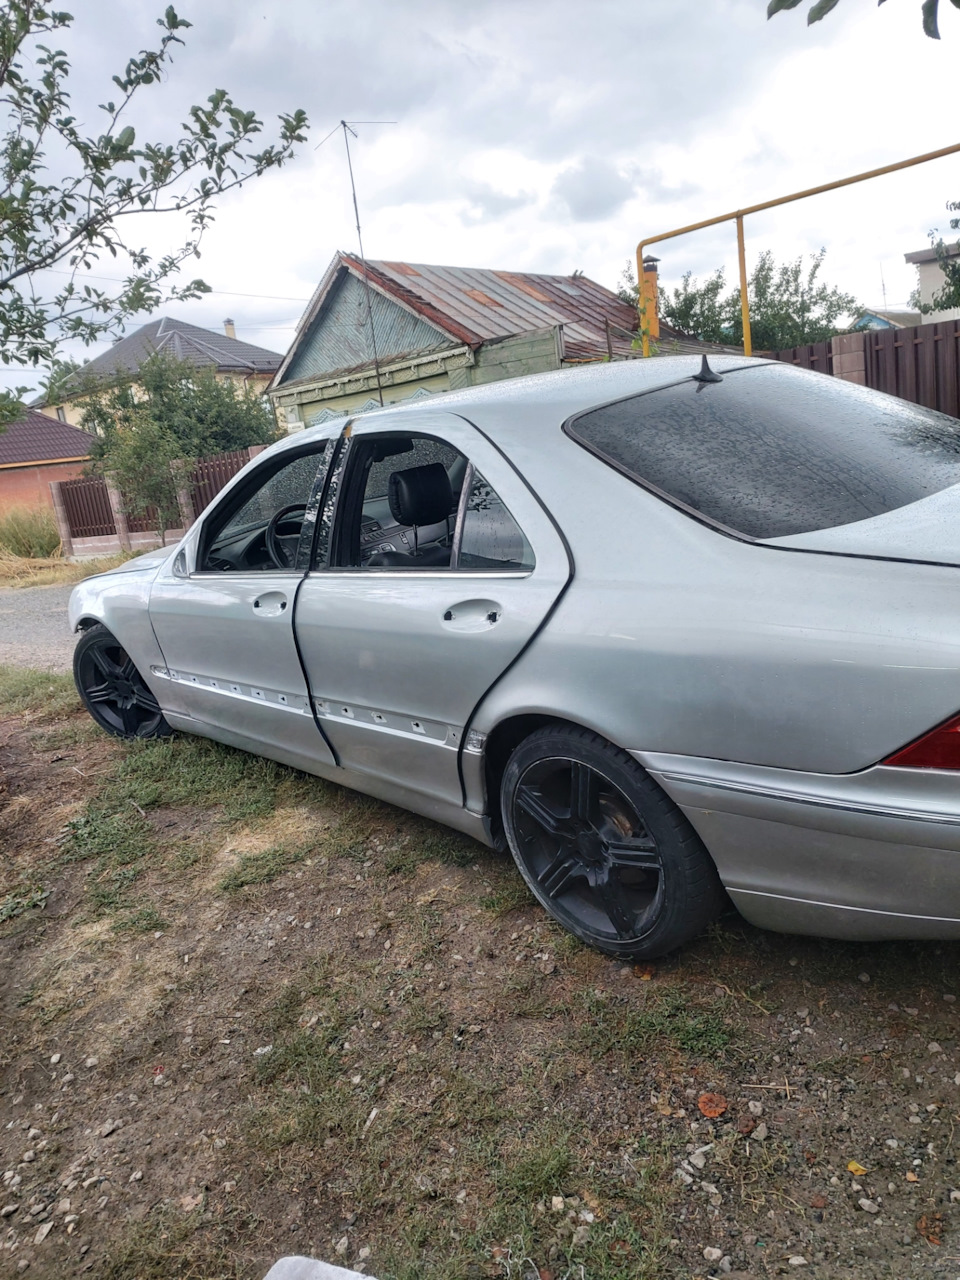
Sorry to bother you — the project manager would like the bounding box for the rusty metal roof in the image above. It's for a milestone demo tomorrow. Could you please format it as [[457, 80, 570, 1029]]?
[[353, 255, 641, 357]]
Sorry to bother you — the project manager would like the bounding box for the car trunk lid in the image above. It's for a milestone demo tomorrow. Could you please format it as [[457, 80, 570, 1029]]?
[[762, 480, 960, 567]]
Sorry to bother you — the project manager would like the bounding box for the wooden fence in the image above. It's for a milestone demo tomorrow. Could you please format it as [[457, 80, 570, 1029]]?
[[773, 318, 960, 420], [50, 444, 266, 559]]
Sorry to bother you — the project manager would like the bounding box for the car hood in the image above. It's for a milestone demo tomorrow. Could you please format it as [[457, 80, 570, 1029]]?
[[763, 481, 960, 567], [95, 546, 174, 577]]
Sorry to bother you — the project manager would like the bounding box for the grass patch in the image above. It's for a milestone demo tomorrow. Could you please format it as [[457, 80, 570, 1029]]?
[[0, 506, 60, 558], [219, 840, 314, 893], [112, 904, 168, 934], [97, 1207, 240, 1280], [0, 665, 79, 719], [580, 986, 732, 1061]]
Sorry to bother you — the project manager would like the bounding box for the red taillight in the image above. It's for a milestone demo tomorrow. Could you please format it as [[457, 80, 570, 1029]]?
[[883, 712, 960, 769]]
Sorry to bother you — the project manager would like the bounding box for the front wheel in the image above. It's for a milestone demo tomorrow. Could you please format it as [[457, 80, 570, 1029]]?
[[74, 623, 171, 740], [500, 725, 726, 959]]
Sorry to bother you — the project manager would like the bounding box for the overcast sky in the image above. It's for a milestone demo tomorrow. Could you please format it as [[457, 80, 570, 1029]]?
[[8, 0, 960, 397]]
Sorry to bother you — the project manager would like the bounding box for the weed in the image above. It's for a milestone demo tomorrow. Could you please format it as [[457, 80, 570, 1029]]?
[[478, 872, 531, 915], [0, 506, 60, 558], [0, 886, 48, 924]]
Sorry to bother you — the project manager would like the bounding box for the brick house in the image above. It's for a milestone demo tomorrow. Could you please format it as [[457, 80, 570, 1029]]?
[[0, 411, 95, 516]]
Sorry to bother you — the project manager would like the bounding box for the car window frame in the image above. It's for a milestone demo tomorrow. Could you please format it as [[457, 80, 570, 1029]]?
[[193, 438, 337, 577], [316, 428, 535, 576]]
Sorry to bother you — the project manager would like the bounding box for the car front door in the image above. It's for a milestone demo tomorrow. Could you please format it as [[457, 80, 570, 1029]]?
[[147, 437, 338, 773], [293, 412, 570, 808]]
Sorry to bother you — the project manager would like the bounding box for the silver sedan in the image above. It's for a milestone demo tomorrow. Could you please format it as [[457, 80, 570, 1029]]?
[[69, 355, 960, 958]]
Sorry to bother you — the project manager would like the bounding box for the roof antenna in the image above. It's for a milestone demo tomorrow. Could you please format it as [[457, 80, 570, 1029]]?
[[692, 354, 723, 384]]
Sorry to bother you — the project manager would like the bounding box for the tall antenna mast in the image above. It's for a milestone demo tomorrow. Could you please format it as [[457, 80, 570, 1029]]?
[[340, 120, 386, 406], [880, 261, 888, 312]]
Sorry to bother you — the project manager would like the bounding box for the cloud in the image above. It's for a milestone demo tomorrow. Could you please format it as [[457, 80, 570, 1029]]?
[[550, 157, 635, 222]]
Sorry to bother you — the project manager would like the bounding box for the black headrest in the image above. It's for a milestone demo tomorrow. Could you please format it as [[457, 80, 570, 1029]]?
[[389, 463, 453, 527]]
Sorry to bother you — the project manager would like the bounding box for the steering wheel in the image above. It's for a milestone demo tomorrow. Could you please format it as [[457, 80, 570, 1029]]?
[[265, 504, 307, 570]]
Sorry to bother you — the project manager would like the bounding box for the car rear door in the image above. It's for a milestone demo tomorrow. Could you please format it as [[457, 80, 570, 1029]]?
[[293, 411, 570, 809]]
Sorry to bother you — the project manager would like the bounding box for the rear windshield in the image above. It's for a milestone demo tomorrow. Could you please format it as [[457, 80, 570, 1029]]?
[[566, 363, 960, 540]]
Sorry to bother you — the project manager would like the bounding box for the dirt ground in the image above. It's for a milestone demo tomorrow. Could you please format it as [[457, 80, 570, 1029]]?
[[3, 668, 960, 1280]]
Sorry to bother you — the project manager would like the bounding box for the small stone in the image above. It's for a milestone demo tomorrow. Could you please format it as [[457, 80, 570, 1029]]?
[[690, 1150, 707, 1170], [885, 1139, 898, 1148], [253, 1045, 272, 1057], [851, 1182, 862, 1192], [752, 1122, 768, 1142], [57, 1199, 70, 1214], [129, 1171, 142, 1183], [551, 1196, 565, 1211], [455, 1189, 467, 1203], [703, 1246, 723, 1262], [858, 972, 870, 983], [1, 1204, 18, 1217], [335, 1236, 349, 1256], [84, 1057, 98, 1069], [795, 1008, 809, 1019], [99, 1120, 119, 1138], [944, 994, 956, 1003], [34, 1220, 53, 1243], [858, 1198, 880, 1213], [21, 1151, 35, 1163], [222, 1180, 236, 1192], [358, 1247, 371, 1261], [788, 1258, 808, 1267], [27, 1129, 42, 1142], [928, 1042, 943, 1054], [748, 1100, 764, 1117], [49, 1054, 61, 1065], [950, 1190, 960, 1204], [17, 1261, 29, 1273], [909, 1114, 922, 1124]]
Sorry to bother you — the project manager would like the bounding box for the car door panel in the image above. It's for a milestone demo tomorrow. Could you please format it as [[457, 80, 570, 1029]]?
[[147, 440, 338, 766], [294, 412, 570, 807]]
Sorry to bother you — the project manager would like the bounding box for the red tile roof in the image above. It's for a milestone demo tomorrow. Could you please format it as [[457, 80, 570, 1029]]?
[[0, 410, 95, 467]]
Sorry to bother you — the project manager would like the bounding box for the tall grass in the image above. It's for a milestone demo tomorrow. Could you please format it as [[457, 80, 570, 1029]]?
[[0, 506, 61, 559]]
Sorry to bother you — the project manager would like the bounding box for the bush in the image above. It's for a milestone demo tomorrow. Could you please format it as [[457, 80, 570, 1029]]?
[[0, 506, 61, 558]]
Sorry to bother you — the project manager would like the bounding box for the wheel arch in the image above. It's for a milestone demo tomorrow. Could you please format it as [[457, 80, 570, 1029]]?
[[481, 712, 609, 841]]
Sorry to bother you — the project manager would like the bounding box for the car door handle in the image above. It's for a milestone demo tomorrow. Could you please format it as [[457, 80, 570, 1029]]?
[[441, 599, 502, 631], [252, 591, 288, 617]]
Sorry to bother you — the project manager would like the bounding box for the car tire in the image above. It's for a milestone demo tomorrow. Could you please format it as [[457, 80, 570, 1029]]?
[[500, 724, 727, 959], [74, 623, 171, 740]]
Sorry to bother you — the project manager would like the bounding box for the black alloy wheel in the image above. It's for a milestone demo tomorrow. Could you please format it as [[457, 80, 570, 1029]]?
[[74, 623, 171, 740], [501, 725, 727, 959]]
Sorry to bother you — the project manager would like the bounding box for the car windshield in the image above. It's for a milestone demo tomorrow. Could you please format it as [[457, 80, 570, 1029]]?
[[566, 363, 960, 540]]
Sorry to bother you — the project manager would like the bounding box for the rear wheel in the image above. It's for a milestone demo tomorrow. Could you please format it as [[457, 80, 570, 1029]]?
[[500, 725, 726, 959], [74, 623, 171, 740]]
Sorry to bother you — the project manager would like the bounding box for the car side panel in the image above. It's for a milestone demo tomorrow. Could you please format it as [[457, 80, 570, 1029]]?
[[466, 429, 960, 780]]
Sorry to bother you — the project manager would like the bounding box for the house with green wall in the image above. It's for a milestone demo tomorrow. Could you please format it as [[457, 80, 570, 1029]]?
[[268, 252, 646, 430]]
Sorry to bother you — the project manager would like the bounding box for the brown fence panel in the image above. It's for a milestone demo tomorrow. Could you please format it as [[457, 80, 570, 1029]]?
[[770, 340, 833, 375], [190, 447, 257, 515], [60, 476, 116, 538], [125, 504, 161, 534], [863, 320, 960, 419]]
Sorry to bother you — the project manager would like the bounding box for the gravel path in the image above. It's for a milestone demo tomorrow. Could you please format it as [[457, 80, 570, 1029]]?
[[0, 583, 76, 671]]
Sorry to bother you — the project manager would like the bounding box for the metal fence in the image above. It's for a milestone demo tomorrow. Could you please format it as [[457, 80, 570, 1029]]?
[[773, 319, 960, 419], [190, 447, 259, 515], [51, 444, 266, 551], [862, 320, 960, 419], [60, 475, 116, 538]]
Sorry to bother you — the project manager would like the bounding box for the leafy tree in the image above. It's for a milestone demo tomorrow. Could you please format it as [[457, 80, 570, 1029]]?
[[767, 0, 959, 40], [619, 249, 858, 350], [0, 3, 308, 422], [82, 354, 280, 539]]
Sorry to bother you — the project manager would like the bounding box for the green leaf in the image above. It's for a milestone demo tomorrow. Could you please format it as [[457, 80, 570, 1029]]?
[[807, 0, 842, 22], [922, 0, 941, 36], [767, 0, 804, 13]]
